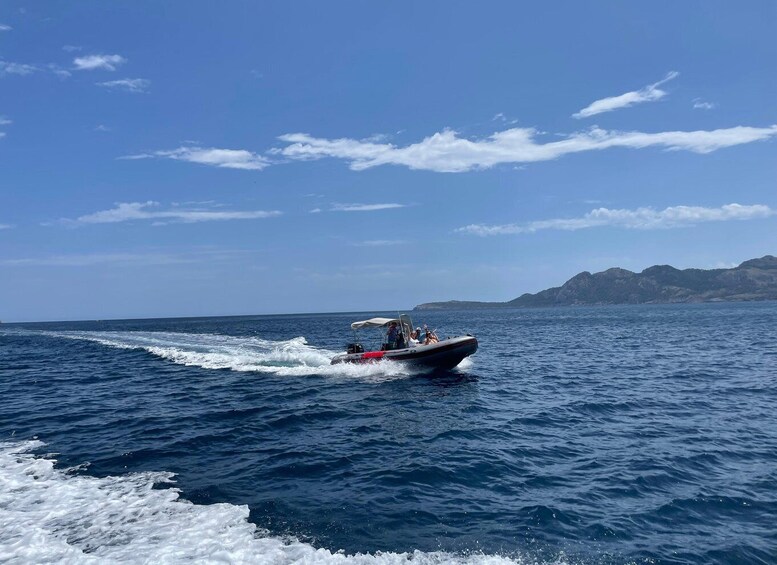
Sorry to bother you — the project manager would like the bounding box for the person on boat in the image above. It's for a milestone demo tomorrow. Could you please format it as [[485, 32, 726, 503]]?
[[409, 328, 422, 346], [423, 326, 439, 345], [386, 321, 399, 350], [396, 332, 406, 349]]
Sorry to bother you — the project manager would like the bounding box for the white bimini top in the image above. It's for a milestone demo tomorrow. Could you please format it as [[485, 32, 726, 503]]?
[[350, 317, 398, 330]]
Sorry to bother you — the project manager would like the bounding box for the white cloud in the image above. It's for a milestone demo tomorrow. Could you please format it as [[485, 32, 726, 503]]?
[[94, 124, 111, 132], [124, 146, 270, 170], [276, 123, 777, 173], [1, 248, 262, 267], [330, 203, 406, 212], [62, 45, 82, 52], [60, 201, 282, 225], [73, 54, 126, 71], [457, 203, 775, 236], [48, 64, 72, 79], [693, 98, 717, 110], [0, 24, 12, 31], [97, 78, 150, 93], [353, 239, 407, 246], [0, 116, 10, 138], [0, 61, 72, 79], [0, 223, 13, 229], [0, 252, 194, 267], [573, 71, 679, 119], [0, 61, 38, 75]]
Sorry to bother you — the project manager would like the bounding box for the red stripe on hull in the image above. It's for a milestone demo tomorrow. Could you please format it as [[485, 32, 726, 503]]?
[[361, 351, 385, 360]]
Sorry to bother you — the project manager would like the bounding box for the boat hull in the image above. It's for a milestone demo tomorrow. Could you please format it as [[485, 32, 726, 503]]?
[[331, 335, 478, 370]]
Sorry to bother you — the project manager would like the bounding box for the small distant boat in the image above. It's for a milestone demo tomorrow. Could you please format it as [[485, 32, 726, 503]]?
[[330, 314, 477, 370]]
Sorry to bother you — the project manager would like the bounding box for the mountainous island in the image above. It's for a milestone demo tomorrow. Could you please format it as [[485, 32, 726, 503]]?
[[414, 255, 777, 310]]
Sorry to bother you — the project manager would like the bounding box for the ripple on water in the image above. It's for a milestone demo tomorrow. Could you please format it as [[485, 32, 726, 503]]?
[[2, 303, 777, 564]]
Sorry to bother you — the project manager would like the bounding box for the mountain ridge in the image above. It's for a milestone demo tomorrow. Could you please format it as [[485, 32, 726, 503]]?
[[414, 255, 777, 310]]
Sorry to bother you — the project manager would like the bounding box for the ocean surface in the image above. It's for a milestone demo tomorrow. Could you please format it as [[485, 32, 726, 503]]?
[[1, 303, 776, 564]]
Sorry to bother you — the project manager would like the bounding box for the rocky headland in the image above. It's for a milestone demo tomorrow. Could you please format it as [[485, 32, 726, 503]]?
[[414, 255, 777, 310]]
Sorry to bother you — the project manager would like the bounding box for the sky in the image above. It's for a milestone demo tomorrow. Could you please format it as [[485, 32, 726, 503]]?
[[1, 1, 776, 321]]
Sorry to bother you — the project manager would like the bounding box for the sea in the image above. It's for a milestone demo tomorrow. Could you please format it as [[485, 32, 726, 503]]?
[[1, 303, 776, 565]]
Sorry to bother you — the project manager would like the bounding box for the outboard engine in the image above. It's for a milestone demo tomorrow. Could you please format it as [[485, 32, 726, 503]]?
[[346, 343, 364, 354]]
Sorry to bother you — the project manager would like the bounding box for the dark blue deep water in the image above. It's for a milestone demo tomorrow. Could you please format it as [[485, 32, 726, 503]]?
[[2, 303, 776, 564]]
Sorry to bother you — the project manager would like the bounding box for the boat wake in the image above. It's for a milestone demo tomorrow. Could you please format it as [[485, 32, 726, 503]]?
[[0, 441, 556, 565], [25, 329, 437, 380]]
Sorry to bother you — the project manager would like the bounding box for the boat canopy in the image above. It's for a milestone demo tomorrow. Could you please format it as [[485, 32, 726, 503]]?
[[350, 317, 398, 330]]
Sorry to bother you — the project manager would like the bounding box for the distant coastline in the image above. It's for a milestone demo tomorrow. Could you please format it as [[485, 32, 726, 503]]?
[[414, 255, 777, 310]]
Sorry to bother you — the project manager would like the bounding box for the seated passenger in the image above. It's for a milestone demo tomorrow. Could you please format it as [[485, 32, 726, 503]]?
[[386, 322, 399, 350]]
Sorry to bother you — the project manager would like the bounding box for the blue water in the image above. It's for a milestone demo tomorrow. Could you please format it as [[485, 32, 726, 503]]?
[[2, 303, 776, 564]]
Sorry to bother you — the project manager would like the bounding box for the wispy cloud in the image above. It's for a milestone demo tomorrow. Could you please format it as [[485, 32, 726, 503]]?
[[573, 71, 679, 119], [352, 239, 407, 246], [94, 124, 111, 132], [123, 146, 270, 170], [97, 78, 150, 93], [330, 203, 407, 212], [0, 223, 13, 230], [0, 24, 12, 31], [457, 203, 775, 236], [73, 54, 126, 71], [492, 112, 519, 125], [47, 64, 71, 79], [276, 123, 777, 173], [693, 98, 717, 110], [62, 45, 82, 52], [0, 60, 38, 76], [1, 248, 263, 267], [59, 201, 282, 226], [0, 60, 73, 79], [126, 117, 777, 176], [0, 252, 195, 267], [1, 116, 11, 139]]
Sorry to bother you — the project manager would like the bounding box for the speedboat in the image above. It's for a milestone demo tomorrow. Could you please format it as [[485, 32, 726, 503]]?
[[330, 314, 477, 370]]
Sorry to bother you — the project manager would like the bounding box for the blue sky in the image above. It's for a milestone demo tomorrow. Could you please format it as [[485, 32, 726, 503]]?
[[1, 1, 776, 321]]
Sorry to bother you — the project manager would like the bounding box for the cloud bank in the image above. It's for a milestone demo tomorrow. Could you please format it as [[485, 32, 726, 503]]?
[[457, 203, 775, 236], [276, 124, 777, 173], [62, 202, 282, 225], [573, 71, 679, 119]]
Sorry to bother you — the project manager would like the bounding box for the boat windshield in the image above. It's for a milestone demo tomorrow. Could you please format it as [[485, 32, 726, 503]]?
[[399, 314, 414, 342]]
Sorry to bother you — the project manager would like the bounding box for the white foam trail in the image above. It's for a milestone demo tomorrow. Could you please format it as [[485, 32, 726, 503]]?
[[23, 330, 419, 381], [0, 441, 560, 564]]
